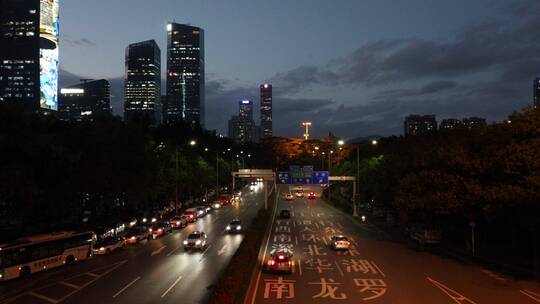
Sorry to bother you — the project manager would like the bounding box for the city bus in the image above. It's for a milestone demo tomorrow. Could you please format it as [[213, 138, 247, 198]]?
[[0, 231, 96, 281]]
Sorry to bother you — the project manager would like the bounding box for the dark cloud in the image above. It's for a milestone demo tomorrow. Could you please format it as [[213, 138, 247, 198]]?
[[63, 38, 96, 47], [60, 0, 540, 138]]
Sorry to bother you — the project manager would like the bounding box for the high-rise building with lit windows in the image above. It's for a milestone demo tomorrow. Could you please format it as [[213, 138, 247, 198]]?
[[404, 115, 437, 136], [260, 84, 272, 138], [228, 99, 259, 143], [239, 99, 253, 120], [0, 0, 60, 112], [165, 23, 205, 128], [124, 40, 161, 125], [59, 79, 110, 122]]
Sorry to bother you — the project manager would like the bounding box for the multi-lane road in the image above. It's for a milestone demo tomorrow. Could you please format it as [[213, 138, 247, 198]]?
[[0, 184, 266, 304], [245, 185, 540, 304]]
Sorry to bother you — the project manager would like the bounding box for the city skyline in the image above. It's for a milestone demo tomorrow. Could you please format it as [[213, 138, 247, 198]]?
[[53, 0, 540, 138]]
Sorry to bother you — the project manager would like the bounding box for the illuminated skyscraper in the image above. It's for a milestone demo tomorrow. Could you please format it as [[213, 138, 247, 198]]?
[[260, 84, 272, 138], [0, 0, 60, 112], [124, 40, 161, 125], [239, 99, 253, 120], [165, 23, 205, 128], [228, 100, 259, 143], [59, 79, 110, 122]]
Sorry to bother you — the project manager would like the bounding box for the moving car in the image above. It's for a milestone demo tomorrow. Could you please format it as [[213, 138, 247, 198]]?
[[212, 201, 222, 209], [184, 231, 208, 250], [149, 221, 172, 239], [183, 208, 198, 223], [280, 209, 291, 219], [196, 206, 207, 218], [330, 235, 351, 250], [226, 219, 242, 233], [124, 227, 149, 244], [284, 193, 294, 200], [92, 236, 125, 255], [220, 194, 230, 205], [295, 190, 304, 198], [307, 191, 316, 199], [170, 215, 188, 229], [266, 249, 293, 273], [203, 204, 212, 213]]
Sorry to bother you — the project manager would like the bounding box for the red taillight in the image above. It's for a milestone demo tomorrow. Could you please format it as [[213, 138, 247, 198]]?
[[176, 221, 180, 225], [269, 260, 275, 266], [158, 229, 163, 233], [190, 215, 193, 218], [149, 228, 153, 232]]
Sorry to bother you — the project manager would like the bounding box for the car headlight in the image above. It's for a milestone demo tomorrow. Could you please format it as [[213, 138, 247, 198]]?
[[226, 226, 231, 230], [176, 221, 181, 225], [99, 247, 105, 251], [142, 218, 147, 223], [151, 218, 157, 223], [195, 240, 202, 245], [131, 236, 136, 240], [236, 226, 242, 230], [183, 240, 188, 245]]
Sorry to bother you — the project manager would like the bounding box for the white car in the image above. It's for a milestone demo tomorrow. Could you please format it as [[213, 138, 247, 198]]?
[[92, 236, 125, 255], [284, 193, 294, 200], [330, 235, 351, 250], [184, 231, 208, 250]]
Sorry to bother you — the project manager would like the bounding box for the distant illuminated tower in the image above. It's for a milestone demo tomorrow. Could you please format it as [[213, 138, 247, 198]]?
[[303, 121, 312, 140], [165, 23, 205, 127], [0, 0, 60, 112], [260, 84, 272, 138], [239, 99, 253, 120], [124, 40, 161, 125]]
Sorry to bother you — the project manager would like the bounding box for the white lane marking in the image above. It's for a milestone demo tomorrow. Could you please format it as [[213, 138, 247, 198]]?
[[217, 244, 227, 256], [199, 244, 213, 262], [372, 261, 386, 278], [151, 245, 167, 256], [334, 260, 344, 277], [249, 185, 280, 304], [59, 281, 81, 290], [480, 269, 506, 282], [202, 244, 212, 255], [521, 289, 540, 303], [160, 275, 183, 298], [298, 259, 302, 276], [295, 236, 299, 246], [166, 244, 183, 257], [112, 276, 141, 298], [28, 291, 59, 304], [86, 272, 100, 278], [427, 277, 478, 304]]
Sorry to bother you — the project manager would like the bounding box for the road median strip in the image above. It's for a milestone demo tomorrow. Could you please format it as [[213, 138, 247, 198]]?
[[208, 188, 277, 304]]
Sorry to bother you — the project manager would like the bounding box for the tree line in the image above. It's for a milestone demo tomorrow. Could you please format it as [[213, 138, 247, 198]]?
[[328, 107, 540, 271], [0, 103, 256, 238]]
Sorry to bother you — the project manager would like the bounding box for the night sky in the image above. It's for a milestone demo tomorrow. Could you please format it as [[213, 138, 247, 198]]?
[[59, 0, 540, 138]]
